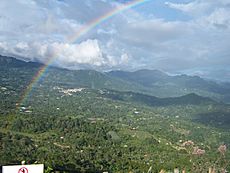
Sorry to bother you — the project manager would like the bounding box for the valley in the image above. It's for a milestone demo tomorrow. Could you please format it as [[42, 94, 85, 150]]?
[[0, 56, 229, 172]]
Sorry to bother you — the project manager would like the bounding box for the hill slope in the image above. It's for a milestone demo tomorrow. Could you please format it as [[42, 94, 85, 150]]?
[[102, 89, 216, 107], [108, 70, 230, 102]]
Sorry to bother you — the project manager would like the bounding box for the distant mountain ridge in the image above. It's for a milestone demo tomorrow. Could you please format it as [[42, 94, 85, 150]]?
[[108, 69, 169, 87], [108, 70, 230, 103], [101, 89, 217, 107], [0, 55, 42, 68], [108, 69, 224, 91], [0, 55, 150, 95], [0, 55, 230, 103]]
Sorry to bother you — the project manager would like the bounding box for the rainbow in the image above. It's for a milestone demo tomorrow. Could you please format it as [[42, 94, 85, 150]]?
[[17, 0, 150, 107]]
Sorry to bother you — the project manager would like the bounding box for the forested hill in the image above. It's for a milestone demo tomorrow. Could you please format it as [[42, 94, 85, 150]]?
[[108, 70, 230, 103], [102, 90, 217, 107]]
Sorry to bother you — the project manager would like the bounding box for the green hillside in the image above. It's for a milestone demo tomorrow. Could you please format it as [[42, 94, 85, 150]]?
[[0, 56, 230, 172], [108, 70, 230, 103]]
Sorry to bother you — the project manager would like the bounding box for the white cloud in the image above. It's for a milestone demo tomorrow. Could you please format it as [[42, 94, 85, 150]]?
[[0, 38, 134, 69], [165, 1, 211, 16], [53, 40, 104, 66], [0, 0, 84, 42], [120, 19, 190, 48], [198, 8, 230, 29], [0, 40, 108, 67], [165, 0, 230, 17]]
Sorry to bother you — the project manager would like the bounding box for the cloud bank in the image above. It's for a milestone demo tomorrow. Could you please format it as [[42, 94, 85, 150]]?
[[0, 0, 229, 80]]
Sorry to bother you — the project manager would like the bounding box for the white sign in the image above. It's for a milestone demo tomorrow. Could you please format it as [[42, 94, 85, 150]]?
[[2, 164, 44, 173]]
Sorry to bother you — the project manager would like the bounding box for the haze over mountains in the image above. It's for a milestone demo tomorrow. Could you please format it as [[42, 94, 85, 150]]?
[[108, 70, 230, 103], [1, 55, 230, 104]]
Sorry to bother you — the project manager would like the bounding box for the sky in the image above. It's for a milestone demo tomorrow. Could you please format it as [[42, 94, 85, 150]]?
[[0, 0, 229, 81]]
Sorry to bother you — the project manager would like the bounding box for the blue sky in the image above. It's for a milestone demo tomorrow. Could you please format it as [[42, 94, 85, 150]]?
[[0, 0, 229, 81]]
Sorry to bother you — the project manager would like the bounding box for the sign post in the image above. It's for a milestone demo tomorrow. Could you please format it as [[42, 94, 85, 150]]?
[[2, 164, 44, 173]]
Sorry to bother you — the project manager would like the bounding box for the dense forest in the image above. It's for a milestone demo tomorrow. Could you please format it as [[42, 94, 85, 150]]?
[[0, 56, 229, 172]]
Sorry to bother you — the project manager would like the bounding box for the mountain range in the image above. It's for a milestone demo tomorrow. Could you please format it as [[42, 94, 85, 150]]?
[[0, 55, 229, 103]]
